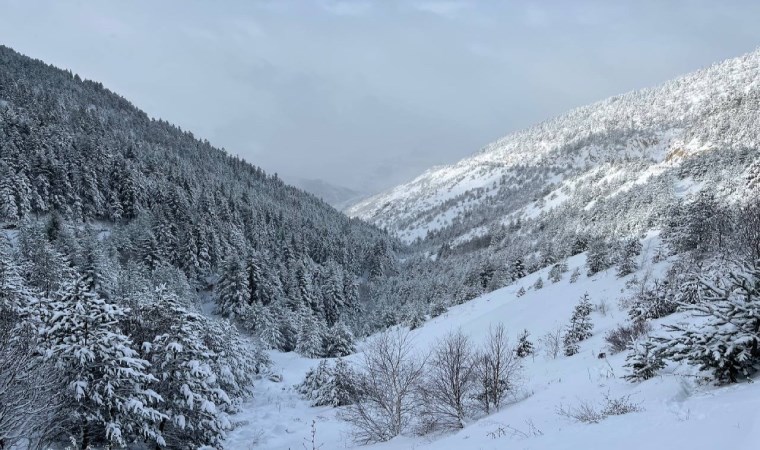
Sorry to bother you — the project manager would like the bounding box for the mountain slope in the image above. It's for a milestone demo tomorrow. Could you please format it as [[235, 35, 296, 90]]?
[[0, 45, 401, 448], [348, 49, 760, 244], [227, 237, 760, 450], [294, 178, 366, 210]]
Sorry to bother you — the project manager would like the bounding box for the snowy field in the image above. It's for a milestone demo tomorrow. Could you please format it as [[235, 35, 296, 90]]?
[[227, 245, 760, 450]]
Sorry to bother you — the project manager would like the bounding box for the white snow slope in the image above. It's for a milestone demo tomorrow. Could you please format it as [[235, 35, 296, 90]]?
[[227, 237, 760, 450], [347, 49, 760, 243]]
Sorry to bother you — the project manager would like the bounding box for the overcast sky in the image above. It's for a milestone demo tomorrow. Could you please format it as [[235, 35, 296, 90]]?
[[2, 1, 760, 194]]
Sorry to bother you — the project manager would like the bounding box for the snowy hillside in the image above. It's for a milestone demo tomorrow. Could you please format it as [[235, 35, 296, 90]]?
[[227, 237, 760, 450], [347, 49, 760, 243]]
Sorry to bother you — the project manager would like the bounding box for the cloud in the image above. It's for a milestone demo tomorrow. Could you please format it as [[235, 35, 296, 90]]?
[[319, 0, 373, 16], [2, 0, 759, 194], [412, 1, 469, 17]]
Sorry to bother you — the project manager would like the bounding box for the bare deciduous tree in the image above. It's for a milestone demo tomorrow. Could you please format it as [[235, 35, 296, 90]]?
[[418, 330, 477, 432], [341, 328, 428, 444], [540, 326, 563, 360], [474, 324, 522, 414], [0, 321, 65, 450]]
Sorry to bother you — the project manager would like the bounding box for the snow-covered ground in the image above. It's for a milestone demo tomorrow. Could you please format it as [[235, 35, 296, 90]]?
[[227, 242, 760, 450]]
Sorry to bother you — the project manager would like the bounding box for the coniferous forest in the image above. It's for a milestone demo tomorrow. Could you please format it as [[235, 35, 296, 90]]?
[[0, 45, 400, 449]]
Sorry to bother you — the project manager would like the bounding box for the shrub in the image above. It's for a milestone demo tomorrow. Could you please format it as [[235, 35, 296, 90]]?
[[605, 320, 652, 354]]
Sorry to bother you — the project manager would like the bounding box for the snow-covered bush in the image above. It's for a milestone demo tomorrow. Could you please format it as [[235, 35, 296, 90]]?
[[628, 279, 678, 321]]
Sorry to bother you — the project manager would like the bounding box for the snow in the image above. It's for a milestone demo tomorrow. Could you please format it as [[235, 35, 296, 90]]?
[[229, 237, 760, 449]]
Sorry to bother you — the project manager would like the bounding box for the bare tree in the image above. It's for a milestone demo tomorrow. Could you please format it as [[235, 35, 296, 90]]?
[[540, 326, 563, 360], [418, 330, 477, 432], [341, 328, 428, 444], [474, 324, 522, 414], [0, 320, 65, 450]]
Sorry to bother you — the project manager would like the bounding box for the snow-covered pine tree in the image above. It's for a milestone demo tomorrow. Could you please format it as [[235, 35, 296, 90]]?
[[533, 276, 544, 290], [628, 279, 677, 321], [140, 286, 236, 449], [548, 261, 568, 283], [430, 299, 448, 318], [37, 275, 164, 448], [406, 303, 427, 330], [586, 240, 612, 276], [0, 234, 26, 312], [656, 262, 760, 383], [615, 237, 642, 277], [295, 310, 327, 358], [569, 267, 581, 283], [515, 329, 534, 358], [623, 339, 664, 382], [296, 360, 333, 406], [325, 321, 356, 357], [216, 256, 250, 318], [511, 258, 526, 280], [563, 293, 593, 356]]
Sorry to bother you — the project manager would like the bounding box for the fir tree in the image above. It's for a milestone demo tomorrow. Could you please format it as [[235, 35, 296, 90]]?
[[37, 276, 164, 448], [216, 256, 250, 318], [515, 329, 534, 358], [569, 267, 581, 283], [656, 263, 760, 383], [511, 258, 526, 280], [615, 237, 642, 277], [563, 293, 593, 356], [623, 339, 664, 382], [324, 321, 356, 357], [295, 311, 327, 358]]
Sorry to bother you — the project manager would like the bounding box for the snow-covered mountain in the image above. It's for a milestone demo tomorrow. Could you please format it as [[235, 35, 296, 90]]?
[[347, 49, 760, 243]]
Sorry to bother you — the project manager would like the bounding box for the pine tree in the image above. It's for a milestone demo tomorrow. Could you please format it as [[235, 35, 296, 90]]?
[[656, 263, 760, 383], [324, 321, 356, 357], [0, 234, 26, 311], [295, 311, 327, 358], [142, 287, 237, 449], [216, 257, 250, 318], [586, 240, 611, 276], [516, 286, 526, 297], [430, 299, 448, 318], [533, 276, 544, 290], [515, 329, 534, 358], [629, 279, 677, 321], [615, 237, 642, 277], [623, 339, 664, 382], [296, 358, 358, 407], [569, 267, 581, 283], [563, 293, 593, 356], [548, 261, 568, 283], [37, 275, 164, 448], [511, 258, 526, 280]]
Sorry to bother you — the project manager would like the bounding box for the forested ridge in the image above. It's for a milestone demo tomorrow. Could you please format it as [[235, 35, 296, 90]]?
[[0, 44, 399, 449]]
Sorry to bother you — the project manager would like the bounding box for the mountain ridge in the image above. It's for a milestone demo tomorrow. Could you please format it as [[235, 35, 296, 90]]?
[[347, 48, 760, 243]]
